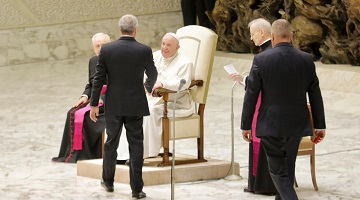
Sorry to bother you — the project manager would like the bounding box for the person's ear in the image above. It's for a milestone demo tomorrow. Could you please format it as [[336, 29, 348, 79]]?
[[133, 27, 138, 37], [271, 33, 275, 47], [260, 29, 264, 37]]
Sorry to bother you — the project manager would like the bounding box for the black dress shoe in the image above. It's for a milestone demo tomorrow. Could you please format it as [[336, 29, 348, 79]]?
[[101, 180, 114, 192], [244, 188, 254, 193], [132, 191, 146, 199]]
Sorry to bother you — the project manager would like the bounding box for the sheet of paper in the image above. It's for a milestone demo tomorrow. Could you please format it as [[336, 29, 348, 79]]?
[[224, 64, 246, 86], [223, 64, 238, 74]]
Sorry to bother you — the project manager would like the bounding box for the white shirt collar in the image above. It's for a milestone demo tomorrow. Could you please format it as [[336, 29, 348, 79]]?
[[259, 38, 271, 46]]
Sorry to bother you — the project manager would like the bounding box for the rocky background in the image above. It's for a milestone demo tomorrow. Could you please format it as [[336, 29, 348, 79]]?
[[209, 0, 360, 66]]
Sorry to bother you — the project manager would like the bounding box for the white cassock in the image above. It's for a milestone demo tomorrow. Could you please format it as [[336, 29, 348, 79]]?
[[117, 50, 194, 159]]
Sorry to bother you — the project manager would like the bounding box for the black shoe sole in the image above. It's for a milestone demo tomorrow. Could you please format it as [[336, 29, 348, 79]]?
[[101, 181, 114, 192], [132, 191, 146, 199]]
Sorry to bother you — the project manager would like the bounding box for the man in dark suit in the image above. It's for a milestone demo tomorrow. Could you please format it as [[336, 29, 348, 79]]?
[[241, 19, 326, 200], [90, 14, 157, 199]]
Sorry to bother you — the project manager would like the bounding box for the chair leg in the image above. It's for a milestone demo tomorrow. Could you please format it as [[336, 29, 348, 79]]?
[[197, 104, 205, 160], [310, 151, 319, 191], [161, 117, 170, 166]]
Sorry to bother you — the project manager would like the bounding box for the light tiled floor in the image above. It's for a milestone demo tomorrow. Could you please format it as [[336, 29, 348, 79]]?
[[1, 52, 359, 199]]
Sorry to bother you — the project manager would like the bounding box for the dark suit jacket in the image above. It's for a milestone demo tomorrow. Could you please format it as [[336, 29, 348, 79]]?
[[241, 42, 326, 138], [90, 36, 158, 116], [82, 56, 98, 98]]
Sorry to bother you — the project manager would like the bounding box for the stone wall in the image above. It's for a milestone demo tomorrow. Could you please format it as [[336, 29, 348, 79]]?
[[0, 0, 182, 67]]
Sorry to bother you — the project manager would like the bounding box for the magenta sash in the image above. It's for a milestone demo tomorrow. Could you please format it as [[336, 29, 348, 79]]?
[[251, 92, 262, 176], [73, 85, 107, 150]]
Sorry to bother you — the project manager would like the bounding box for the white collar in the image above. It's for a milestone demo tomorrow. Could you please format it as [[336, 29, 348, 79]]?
[[259, 38, 271, 46]]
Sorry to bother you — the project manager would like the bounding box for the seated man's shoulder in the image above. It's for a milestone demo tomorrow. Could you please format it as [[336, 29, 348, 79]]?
[[89, 55, 98, 62]]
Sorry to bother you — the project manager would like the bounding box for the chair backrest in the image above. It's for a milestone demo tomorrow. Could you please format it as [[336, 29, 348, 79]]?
[[176, 25, 218, 104]]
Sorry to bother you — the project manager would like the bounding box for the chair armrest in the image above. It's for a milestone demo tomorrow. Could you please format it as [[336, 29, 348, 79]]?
[[152, 88, 176, 97], [152, 80, 204, 97], [189, 80, 203, 88]]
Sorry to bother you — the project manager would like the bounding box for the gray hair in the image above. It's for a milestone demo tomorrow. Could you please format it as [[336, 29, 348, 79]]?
[[271, 19, 292, 39], [92, 32, 111, 44], [118, 14, 138, 35], [248, 18, 271, 34]]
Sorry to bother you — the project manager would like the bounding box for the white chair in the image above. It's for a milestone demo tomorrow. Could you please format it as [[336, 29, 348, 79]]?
[[153, 25, 218, 166]]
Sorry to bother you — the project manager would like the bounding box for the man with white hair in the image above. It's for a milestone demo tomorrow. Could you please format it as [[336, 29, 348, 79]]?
[[117, 32, 194, 160], [228, 18, 277, 195], [229, 18, 272, 84], [146, 32, 194, 157], [52, 32, 110, 163]]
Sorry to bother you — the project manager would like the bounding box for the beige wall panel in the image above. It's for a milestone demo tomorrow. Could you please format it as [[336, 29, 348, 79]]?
[[0, 0, 183, 67], [0, 0, 181, 29], [0, 0, 34, 27], [0, 12, 183, 67]]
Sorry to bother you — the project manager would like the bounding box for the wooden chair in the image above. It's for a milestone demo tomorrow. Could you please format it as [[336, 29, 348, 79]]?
[[295, 104, 318, 191], [153, 25, 218, 166]]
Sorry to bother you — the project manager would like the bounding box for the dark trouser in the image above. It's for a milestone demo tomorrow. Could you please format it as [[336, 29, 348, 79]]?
[[247, 140, 276, 193], [181, 0, 215, 29], [261, 136, 302, 200], [102, 115, 144, 193]]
